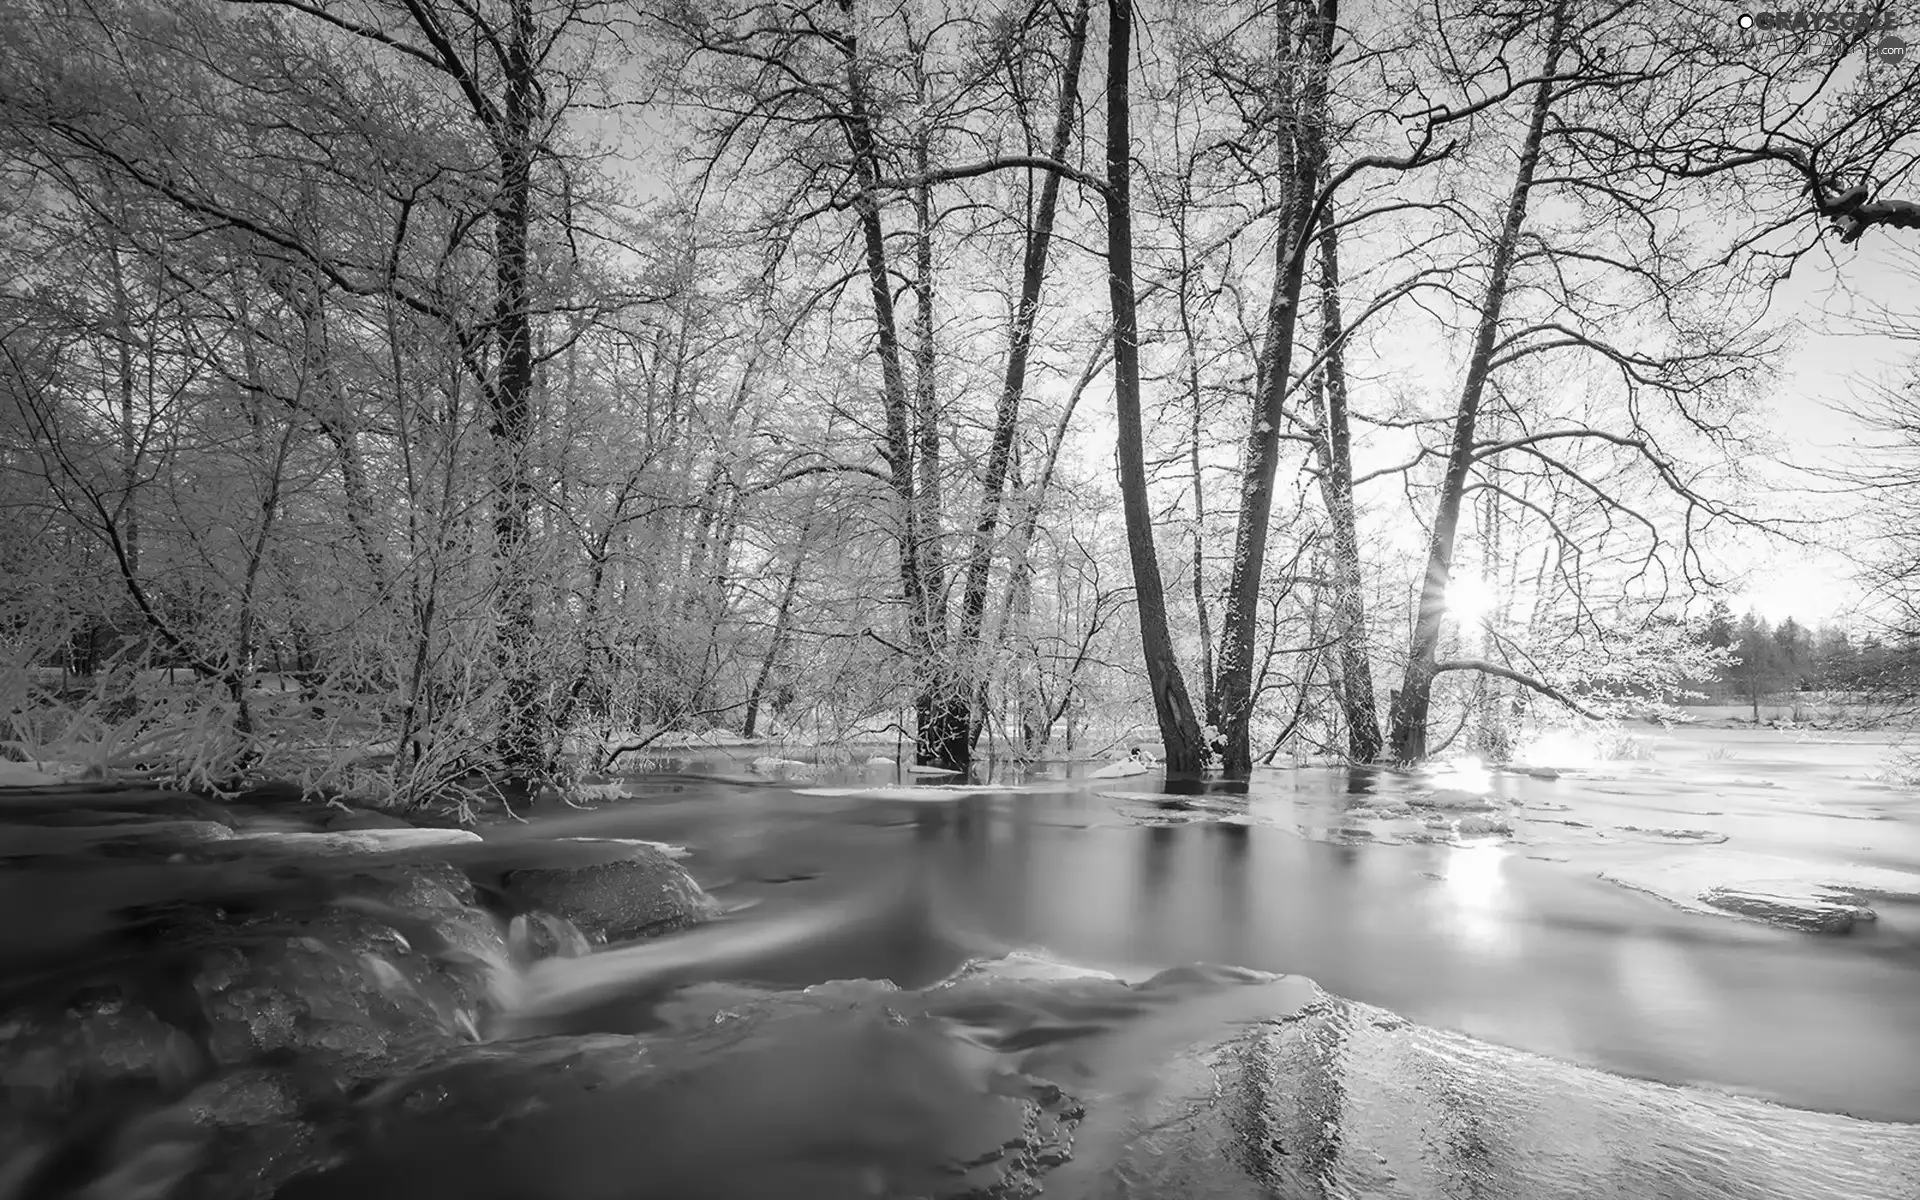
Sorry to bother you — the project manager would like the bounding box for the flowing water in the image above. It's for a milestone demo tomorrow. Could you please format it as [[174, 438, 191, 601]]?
[[9, 725, 1920, 1198], [508, 729, 1920, 1121]]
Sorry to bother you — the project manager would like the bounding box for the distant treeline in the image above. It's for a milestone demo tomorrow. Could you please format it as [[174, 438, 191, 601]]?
[[1689, 602, 1919, 706]]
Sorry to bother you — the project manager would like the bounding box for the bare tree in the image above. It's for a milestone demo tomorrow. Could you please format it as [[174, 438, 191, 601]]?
[[1104, 0, 1208, 770]]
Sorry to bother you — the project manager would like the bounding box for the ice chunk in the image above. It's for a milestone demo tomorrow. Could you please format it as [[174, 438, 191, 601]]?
[[1600, 852, 1920, 934], [1455, 815, 1514, 838]]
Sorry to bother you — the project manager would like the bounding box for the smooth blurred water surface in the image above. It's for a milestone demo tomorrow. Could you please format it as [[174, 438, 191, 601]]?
[[510, 727, 1920, 1122]]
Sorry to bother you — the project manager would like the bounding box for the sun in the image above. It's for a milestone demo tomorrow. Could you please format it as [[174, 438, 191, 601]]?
[[1444, 575, 1498, 626]]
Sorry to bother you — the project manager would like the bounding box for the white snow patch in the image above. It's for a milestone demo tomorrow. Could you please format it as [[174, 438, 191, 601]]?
[[1090, 759, 1151, 779], [865, 757, 896, 767], [904, 765, 959, 775], [0, 761, 64, 787]]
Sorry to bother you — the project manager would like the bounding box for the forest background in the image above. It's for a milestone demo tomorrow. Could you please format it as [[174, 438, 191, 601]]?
[[3, 0, 1919, 806]]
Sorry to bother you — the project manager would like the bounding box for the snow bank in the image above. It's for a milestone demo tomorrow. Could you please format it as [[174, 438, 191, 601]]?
[[0, 761, 63, 787]]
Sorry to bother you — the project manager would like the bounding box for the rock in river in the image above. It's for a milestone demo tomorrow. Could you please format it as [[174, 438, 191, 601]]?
[[0, 788, 731, 1200], [487, 838, 722, 946]]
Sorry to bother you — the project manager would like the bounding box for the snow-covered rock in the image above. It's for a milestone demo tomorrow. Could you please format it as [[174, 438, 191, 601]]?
[[1090, 759, 1151, 779]]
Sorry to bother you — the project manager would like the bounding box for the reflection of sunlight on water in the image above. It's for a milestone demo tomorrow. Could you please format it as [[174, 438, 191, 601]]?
[[1516, 728, 1601, 770], [1432, 755, 1492, 793], [1442, 844, 1516, 956], [1446, 843, 1505, 905]]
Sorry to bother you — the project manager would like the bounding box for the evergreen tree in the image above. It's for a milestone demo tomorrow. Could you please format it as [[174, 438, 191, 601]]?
[[1705, 600, 1735, 649], [1773, 617, 1812, 689], [1725, 612, 1786, 721], [1813, 625, 1858, 689]]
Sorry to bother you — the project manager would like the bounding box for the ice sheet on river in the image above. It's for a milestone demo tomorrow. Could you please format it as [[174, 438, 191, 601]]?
[[793, 782, 1077, 801], [1600, 851, 1920, 933]]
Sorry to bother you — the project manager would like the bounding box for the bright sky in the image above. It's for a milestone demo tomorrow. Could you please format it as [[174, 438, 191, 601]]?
[[1047, 225, 1920, 633], [1736, 239, 1917, 627]]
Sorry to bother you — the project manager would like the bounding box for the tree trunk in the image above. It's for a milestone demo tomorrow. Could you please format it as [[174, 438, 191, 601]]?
[[488, 0, 543, 779], [742, 521, 809, 740], [909, 124, 967, 771], [1387, 0, 1568, 763], [1214, 0, 1335, 776], [1471, 474, 1510, 759], [1176, 186, 1219, 728], [956, 0, 1092, 756], [1104, 0, 1205, 773], [106, 244, 140, 579], [1309, 209, 1382, 762], [835, 1, 952, 769]]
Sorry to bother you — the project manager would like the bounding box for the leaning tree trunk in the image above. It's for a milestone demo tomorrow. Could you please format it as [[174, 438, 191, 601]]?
[[956, 0, 1092, 761], [1387, 0, 1567, 763], [742, 515, 811, 740], [1309, 209, 1383, 762], [1214, 0, 1336, 776], [1104, 0, 1206, 773]]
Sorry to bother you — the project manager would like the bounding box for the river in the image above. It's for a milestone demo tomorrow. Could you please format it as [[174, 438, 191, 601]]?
[[8, 723, 1920, 1198], [511, 726, 1920, 1123]]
